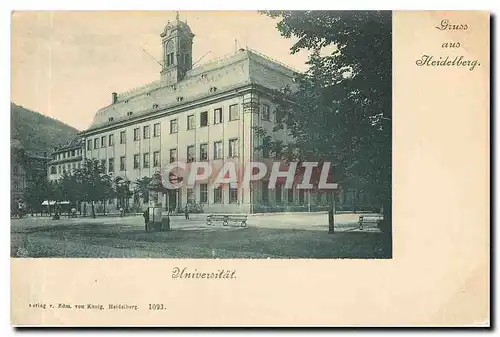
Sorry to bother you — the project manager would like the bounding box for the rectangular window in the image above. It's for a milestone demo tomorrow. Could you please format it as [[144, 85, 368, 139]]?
[[77, 162, 81, 169], [167, 52, 174, 67], [50, 166, 56, 174], [133, 154, 140, 169], [263, 139, 270, 158], [63, 152, 66, 159], [120, 131, 126, 144], [213, 141, 223, 159], [120, 156, 126, 171], [153, 151, 160, 167], [262, 104, 270, 121], [169, 148, 177, 163], [94, 138, 99, 149], [214, 108, 223, 124], [72, 149, 76, 157], [187, 145, 195, 163], [229, 187, 238, 204], [229, 104, 239, 121], [187, 188, 195, 203], [298, 189, 305, 204], [101, 136, 106, 147], [143, 153, 150, 168], [108, 158, 114, 173], [200, 111, 208, 127], [275, 145, 282, 159], [262, 181, 269, 202], [153, 123, 161, 137], [228, 138, 239, 158], [187, 114, 195, 130], [288, 188, 294, 203], [200, 184, 208, 203], [108, 134, 114, 147], [213, 186, 222, 203], [143, 125, 150, 139], [200, 143, 208, 161], [170, 119, 178, 133], [275, 185, 283, 203], [100, 159, 106, 171], [133, 128, 140, 141], [326, 192, 333, 204]]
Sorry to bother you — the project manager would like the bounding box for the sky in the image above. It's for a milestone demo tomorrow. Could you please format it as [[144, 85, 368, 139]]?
[[11, 11, 312, 131]]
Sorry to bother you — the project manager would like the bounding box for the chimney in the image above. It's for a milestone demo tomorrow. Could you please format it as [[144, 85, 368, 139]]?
[[112, 92, 118, 104]]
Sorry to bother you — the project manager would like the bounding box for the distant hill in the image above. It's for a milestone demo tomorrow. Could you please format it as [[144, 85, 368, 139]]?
[[11, 103, 79, 156]]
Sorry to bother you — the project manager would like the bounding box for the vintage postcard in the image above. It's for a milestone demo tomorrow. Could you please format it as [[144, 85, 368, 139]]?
[[10, 10, 489, 326]]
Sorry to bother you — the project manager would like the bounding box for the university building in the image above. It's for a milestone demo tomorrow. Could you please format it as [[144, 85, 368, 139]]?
[[79, 16, 371, 214]]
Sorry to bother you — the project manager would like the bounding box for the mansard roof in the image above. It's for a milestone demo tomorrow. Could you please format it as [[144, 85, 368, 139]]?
[[52, 135, 82, 152], [85, 48, 300, 132]]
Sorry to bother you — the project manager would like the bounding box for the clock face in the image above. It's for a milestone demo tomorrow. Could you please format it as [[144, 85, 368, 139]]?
[[166, 41, 174, 52]]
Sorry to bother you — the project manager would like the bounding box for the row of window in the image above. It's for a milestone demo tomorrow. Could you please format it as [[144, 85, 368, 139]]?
[[87, 123, 161, 150], [183, 183, 308, 205], [186, 184, 238, 204], [169, 139, 239, 164], [100, 139, 240, 173], [50, 162, 82, 175], [53, 148, 82, 161], [88, 103, 272, 151]]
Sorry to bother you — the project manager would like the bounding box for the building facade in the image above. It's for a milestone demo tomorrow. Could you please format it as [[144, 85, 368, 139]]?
[[80, 17, 373, 214], [47, 136, 84, 181], [11, 139, 50, 214]]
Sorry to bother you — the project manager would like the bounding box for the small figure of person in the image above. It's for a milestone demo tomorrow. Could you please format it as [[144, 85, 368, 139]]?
[[143, 208, 150, 231], [184, 204, 190, 220], [119, 206, 124, 218]]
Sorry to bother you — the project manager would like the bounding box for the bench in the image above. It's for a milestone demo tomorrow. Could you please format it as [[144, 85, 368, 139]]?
[[358, 215, 383, 230], [206, 214, 248, 228]]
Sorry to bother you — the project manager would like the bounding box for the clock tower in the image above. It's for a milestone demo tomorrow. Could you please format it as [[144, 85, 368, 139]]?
[[160, 12, 194, 85]]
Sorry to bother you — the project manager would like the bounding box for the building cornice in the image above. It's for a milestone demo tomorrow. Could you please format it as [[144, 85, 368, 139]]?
[[80, 83, 265, 137], [48, 155, 83, 165]]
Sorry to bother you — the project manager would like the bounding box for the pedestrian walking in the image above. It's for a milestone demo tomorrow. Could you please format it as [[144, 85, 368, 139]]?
[[184, 204, 190, 220], [143, 208, 150, 231]]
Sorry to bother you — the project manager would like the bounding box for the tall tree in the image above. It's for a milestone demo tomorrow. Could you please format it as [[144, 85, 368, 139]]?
[[261, 11, 392, 238], [24, 170, 50, 215], [115, 177, 133, 211], [74, 158, 111, 218], [134, 176, 152, 204]]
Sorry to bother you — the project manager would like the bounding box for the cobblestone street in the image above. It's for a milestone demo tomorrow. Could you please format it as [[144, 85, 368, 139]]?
[[11, 213, 389, 259]]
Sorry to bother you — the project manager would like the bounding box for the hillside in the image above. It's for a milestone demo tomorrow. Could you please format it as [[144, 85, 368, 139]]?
[[11, 103, 79, 155]]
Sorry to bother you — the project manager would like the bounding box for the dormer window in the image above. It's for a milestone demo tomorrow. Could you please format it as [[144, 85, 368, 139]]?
[[210, 87, 218, 93], [108, 117, 114, 122], [146, 92, 151, 96], [124, 100, 129, 103], [176, 96, 184, 102], [127, 111, 133, 116], [171, 85, 177, 91], [153, 104, 159, 109]]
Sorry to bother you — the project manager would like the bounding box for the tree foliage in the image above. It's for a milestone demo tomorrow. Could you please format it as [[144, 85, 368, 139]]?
[[134, 176, 152, 203], [260, 11, 391, 208]]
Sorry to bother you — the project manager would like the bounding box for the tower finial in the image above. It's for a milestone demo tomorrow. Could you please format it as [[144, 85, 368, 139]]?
[[175, 11, 180, 22]]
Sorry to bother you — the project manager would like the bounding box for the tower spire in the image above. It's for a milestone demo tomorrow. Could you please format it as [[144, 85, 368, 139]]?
[[175, 11, 180, 22]]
